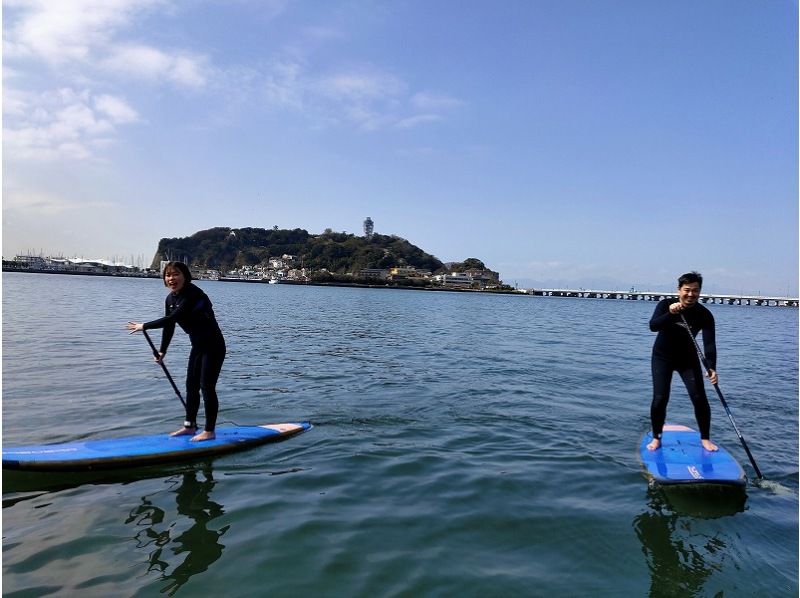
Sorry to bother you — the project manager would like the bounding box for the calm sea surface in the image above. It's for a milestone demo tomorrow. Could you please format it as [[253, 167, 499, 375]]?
[[2, 273, 797, 597]]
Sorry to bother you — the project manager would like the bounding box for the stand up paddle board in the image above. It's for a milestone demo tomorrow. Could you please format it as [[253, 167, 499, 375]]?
[[3, 422, 312, 472], [640, 424, 746, 487]]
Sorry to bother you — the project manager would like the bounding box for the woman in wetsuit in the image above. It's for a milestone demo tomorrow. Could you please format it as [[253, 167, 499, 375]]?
[[127, 261, 226, 442], [647, 271, 718, 452]]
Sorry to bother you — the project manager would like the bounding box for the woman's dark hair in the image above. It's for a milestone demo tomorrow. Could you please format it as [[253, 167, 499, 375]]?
[[162, 261, 192, 286], [678, 271, 703, 289]]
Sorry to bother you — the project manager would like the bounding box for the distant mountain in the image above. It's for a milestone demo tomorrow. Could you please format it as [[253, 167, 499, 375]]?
[[151, 227, 461, 274]]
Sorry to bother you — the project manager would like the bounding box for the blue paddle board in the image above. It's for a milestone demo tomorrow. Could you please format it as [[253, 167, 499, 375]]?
[[3, 422, 312, 472], [640, 424, 746, 487]]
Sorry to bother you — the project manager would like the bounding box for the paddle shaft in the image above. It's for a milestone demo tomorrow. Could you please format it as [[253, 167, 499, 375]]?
[[142, 329, 186, 408], [679, 313, 763, 479]]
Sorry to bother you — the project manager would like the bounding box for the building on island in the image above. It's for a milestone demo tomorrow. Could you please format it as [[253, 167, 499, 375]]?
[[386, 267, 431, 282], [432, 272, 474, 288], [359, 268, 389, 280]]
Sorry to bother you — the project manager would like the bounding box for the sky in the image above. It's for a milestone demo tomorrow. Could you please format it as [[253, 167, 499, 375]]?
[[2, 0, 798, 295]]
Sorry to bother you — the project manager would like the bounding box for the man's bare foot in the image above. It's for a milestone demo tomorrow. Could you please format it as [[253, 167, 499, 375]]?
[[646, 438, 661, 451], [191, 431, 216, 442], [701, 439, 719, 451], [170, 427, 197, 437]]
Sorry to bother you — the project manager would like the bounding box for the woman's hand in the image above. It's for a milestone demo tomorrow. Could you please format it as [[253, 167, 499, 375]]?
[[154, 352, 165, 364], [126, 321, 144, 334], [706, 369, 718, 385]]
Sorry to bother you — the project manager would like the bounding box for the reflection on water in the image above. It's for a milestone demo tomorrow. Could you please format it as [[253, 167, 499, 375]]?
[[634, 486, 746, 598], [126, 467, 229, 596]]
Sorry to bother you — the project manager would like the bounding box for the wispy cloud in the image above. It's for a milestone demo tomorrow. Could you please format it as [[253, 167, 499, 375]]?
[[263, 59, 306, 109], [411, 92, 465, 111], [394, 114, 441, 129], [313, 68, 407, 131], [262, 58, 463, 132], [2, 185, 113, 216], [316, 70, 406, 102]]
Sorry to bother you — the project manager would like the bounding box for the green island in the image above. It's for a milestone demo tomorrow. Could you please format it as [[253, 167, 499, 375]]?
[[156, 226, 510, 291]]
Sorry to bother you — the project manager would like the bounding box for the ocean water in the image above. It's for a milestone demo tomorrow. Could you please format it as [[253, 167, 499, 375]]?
[[2, 272, 797, 597]]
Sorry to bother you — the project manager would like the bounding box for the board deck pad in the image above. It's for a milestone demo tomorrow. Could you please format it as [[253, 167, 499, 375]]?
[[3, 422, 312, 472], [640, 424, 746, 486]]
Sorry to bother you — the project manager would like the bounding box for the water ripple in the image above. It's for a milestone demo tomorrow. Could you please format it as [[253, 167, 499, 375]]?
[[2, 276, 797, 596]]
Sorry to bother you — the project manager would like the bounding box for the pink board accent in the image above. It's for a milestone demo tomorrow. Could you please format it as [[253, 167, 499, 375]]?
[[260, 423, 303, 433], [662, 424, 694, 432]]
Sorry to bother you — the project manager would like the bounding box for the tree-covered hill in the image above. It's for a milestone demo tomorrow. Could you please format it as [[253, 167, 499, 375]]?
[[150, 227, 456, 274]]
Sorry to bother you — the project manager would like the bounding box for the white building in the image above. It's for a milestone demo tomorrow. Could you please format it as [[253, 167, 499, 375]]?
[[433, 273, 474, 288]]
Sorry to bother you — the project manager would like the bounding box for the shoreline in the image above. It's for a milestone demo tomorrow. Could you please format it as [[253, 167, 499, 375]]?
[[2, 267, 160, 279], [4, 267, 797, 306], [1, 267, 518, 295]]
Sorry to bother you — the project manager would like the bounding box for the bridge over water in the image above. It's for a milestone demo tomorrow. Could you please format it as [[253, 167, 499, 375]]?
[[528, 289, 798, 307]]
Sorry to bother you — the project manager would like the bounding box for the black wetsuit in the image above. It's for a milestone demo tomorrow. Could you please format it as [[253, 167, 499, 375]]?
[[143, 282, 226, 432], [649, 298, 716, 440]]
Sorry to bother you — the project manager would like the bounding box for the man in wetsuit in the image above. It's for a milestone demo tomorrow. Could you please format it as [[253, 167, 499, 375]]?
[[127, 261, 226, 442], [647, 271, 718, 452]]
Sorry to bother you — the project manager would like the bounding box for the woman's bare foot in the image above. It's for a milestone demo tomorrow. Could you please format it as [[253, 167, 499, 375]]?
[[701, 439, 719, 451], [646, 437, 661, 451], [191, 430, 216, 442], [170, 427, 197, 437]]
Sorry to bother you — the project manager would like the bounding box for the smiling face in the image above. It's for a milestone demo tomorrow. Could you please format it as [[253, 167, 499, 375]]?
[[678, 282, 701, 308], [163, 266, 186, 294]]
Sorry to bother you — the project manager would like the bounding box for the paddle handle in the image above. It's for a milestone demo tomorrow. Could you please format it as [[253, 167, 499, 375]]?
[[142, 329, 186, 408]]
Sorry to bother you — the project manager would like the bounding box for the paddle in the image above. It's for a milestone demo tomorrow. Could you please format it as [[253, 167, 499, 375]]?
[[679, 313, 764, 479], [142, 329, 186, 408]]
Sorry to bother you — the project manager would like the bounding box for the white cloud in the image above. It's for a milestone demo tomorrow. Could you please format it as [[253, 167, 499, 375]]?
[[3, 88, 140, 161], [4, 0, 164, 65], [4, 0, 209, 89], [170, 54, 208, 88], [3, 0, 210, 162], [2, 87, 29, 118], [94, 94, 139, 124], [102, 44, 172, 78], [101, 44, 208, 89]]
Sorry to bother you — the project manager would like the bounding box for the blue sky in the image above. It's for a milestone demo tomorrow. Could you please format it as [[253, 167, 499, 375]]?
[[3, 0, 797, 295]]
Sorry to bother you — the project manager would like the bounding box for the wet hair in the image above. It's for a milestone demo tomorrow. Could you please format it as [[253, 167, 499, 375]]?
[[678, 271, 703, 289], [162, 261, 192, 286]]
